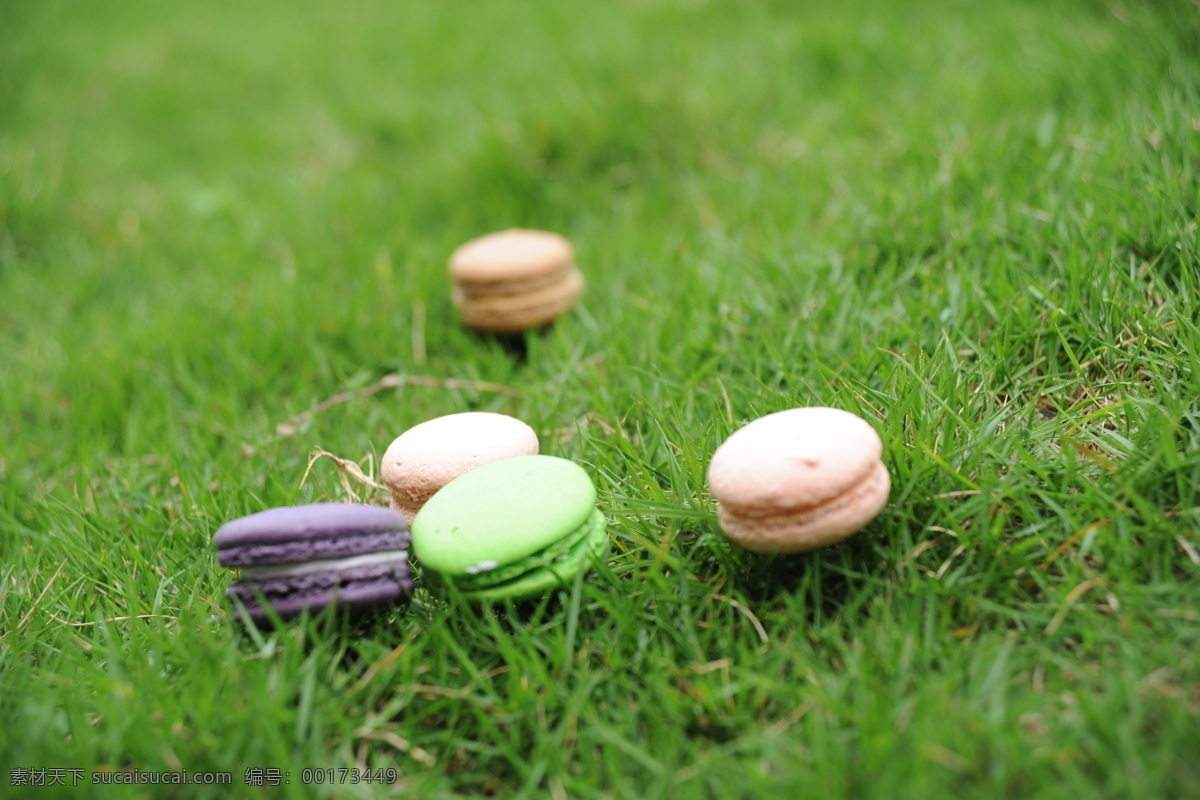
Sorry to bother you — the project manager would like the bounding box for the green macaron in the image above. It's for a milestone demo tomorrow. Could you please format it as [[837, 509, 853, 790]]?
[[411, 455, 608, 601]]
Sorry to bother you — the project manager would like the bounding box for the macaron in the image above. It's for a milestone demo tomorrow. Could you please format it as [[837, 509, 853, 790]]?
[[214, 503, 413, 625], [707, 407, 890, 554], [381, 412, 539, 522], [411, 455, 607, 601], [449, 228, 584, 332]]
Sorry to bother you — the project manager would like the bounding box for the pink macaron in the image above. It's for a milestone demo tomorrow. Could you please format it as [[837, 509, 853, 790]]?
[[381, 412, 539, 522], [707, 407, 890, 554]]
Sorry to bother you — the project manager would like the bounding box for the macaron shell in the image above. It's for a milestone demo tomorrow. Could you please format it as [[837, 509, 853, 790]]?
[[227, 561, 413, 625], [708, 407, 883, 509], [718, 461, 890, 553], [214, 504, 409, 567], [214, 503, 407, 546], [450, 229, 574, 283], [227, 556, 412, 604], [412, 455, 596, 576], [381, 413, 539, 513]]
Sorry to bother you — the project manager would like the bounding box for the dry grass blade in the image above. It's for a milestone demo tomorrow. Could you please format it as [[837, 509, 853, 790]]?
[[7, 561, 65, 641], [299, 449, 389, 502], [713, 593, 769, 644], [1046, 577, 1105, 635], [55, 614, 180, 627], [1175, 535, 1200, 566], [357, 728, 436, 767], [351, 637, 416, 693], [1042, 519, 1109, 571], [275, 373, 523, 437]]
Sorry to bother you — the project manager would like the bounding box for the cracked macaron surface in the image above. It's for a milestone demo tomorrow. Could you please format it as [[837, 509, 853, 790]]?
[[708, 407, 890, 554], [411, 455, 608, 601]]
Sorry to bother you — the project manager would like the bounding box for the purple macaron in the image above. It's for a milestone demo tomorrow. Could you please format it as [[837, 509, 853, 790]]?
[[214, 503, 414, 625]]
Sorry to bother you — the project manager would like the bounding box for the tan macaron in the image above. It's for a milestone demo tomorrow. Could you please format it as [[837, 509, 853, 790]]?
[[449, 229, 584, 332], [707, 407, 890, 554], [381, 412, 539, 522]]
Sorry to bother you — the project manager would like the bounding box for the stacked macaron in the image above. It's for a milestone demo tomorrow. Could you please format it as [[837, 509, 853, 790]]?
[[410, 455, 608, 601], [449, 229, 584, 333], [708, 407, 889, 553], [214, 503, 413, 625]]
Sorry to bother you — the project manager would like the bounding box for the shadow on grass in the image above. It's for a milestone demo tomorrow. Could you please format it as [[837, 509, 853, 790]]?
[[465, 317, 573, 367], [692, 524, 888, 614], [469, 330, 530, 365], [226, 593, 419, 661]]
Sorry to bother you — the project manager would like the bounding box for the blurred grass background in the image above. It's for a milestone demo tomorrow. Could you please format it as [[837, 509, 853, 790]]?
[[2, 0, 1198, 797]]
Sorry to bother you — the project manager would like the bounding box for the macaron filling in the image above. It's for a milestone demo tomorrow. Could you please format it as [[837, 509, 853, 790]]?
[[238, 549, 410, 580]]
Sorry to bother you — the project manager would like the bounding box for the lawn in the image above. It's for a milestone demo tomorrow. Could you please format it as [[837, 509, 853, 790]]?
[[2, 0, 1198, 797]]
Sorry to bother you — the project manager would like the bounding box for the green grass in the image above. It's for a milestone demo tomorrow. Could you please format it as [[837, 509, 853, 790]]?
[[2, 0, 1199, 796]]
